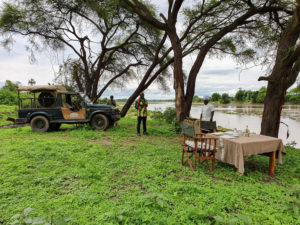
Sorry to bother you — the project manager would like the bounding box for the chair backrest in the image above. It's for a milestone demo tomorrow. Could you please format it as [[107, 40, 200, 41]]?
[[181, 122, 195, 138], [200, 121, 217, 131]]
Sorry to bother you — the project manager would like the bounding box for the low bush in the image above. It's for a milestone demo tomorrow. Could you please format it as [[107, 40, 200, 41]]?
[[151, 107, 181, 133]]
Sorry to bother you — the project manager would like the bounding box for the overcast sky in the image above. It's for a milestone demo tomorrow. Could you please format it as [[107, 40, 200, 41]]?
[[0, 0, 286, 99]]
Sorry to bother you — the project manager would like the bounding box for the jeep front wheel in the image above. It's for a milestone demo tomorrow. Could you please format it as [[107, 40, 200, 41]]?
[[30, 115, 50, 132], [91, 114, 109, 131]]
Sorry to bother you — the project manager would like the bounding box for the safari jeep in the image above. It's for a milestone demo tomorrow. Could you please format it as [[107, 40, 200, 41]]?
[[15, 85, 121, 132]]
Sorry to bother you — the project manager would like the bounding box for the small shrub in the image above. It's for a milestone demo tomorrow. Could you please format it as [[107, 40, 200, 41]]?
[[151, 107, 181, 133], [151, 108, 164, 121], [286, 141, 297, 149], [162, 107, 176, 124]]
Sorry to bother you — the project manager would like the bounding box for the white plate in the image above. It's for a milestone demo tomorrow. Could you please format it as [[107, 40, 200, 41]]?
[[224, 131, 233, 135], [220, 135, 236, 139], [212, 132, 224, 136]]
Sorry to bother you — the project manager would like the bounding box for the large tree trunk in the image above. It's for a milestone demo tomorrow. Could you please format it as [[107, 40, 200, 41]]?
[[168, 29, 188, 121], [260, 2, 300, 137], [261, 81, 286, 137], [185, 51, 207, 113]]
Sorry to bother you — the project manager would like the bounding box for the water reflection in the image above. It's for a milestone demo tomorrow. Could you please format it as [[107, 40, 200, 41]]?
[[148, 102, 300, 148]]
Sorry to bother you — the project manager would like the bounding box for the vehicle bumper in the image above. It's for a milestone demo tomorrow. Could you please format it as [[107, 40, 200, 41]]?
[[111, 114, 121, 121], [15, 118, 28, 124]]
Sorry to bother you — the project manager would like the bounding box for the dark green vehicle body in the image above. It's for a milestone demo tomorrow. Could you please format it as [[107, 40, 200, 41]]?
[[15, 86, 121, 131], [16, 94, 121, 124]]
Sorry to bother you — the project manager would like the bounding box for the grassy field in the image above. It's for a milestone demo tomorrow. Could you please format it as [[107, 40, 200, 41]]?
[[0, 105, 299, 224], [0, 105, 18, 126]]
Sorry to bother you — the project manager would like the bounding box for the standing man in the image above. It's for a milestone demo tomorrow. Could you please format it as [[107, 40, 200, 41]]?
[[200, 96, 215, 122], [107, 95, 116, 107], [135, 93, 148, 136], [107, 95, 119, 127]]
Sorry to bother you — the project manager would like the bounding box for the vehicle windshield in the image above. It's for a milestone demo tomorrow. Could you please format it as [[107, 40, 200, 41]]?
[[80, 93, 92, 104]]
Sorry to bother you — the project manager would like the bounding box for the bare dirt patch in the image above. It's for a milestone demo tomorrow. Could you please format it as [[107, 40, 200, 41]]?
[[88, 139, 112, 147]]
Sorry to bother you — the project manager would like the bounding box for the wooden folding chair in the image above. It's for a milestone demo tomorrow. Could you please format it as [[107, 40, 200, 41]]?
[[182, 122, 218, 171], [196, 135, 218, 171]]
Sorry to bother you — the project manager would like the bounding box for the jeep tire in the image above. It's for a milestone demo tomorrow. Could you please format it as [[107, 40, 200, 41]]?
[[91, 114, 109, 131], [30, 115, 50, 132]]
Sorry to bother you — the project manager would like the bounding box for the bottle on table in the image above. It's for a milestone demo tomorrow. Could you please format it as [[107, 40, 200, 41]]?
[[245, 125, 250, 137]]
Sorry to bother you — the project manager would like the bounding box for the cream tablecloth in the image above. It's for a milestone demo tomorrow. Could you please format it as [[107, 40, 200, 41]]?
[[209, 134, 286, 174]]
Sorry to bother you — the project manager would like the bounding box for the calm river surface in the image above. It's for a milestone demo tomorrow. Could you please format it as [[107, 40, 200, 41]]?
[[147, 102, 300, 148]]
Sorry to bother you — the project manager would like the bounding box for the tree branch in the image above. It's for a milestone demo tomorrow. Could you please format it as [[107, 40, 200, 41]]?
[[95, 62, 142, 99], [122, 0, 166, 30]]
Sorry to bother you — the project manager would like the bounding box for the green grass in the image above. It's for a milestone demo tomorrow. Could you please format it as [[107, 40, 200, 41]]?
[[0, 106, 299, 224], [0, 105, 18, 126]]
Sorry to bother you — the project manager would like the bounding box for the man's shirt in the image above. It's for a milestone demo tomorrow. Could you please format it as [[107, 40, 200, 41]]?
[[135, 98, 148, 117], [201, 103, 214, 121]]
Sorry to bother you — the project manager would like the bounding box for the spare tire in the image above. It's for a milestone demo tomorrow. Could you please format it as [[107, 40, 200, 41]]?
[[38, 92, 55, 107]]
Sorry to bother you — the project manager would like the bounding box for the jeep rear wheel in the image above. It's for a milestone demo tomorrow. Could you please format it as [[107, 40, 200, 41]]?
[[31, 116, 50, 132], [91, 114, 109, 131]]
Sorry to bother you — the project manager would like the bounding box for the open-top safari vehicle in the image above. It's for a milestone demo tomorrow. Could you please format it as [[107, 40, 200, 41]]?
[[15, 85, 121, 132]]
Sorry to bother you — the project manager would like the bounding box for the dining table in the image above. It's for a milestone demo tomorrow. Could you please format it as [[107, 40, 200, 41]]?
[[207, 132, 286, 175]]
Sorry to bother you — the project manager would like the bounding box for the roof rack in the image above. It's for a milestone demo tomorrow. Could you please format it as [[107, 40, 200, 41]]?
[[16, 85, 67, 92]]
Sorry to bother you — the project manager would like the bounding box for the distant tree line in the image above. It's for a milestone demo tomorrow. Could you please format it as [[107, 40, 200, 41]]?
[[192, 85, 300, 104], [1, 80, 299, 106]]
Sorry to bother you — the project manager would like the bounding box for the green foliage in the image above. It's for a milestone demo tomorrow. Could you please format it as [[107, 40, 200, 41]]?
[[211, 92, 221, 102], [0, 88, 18, 105], [256, 86, 267, 103], [182, 0, 289, 68], [3, 80, 18, 91], [0, 80, 19, 105], [0, 3, 24, 29], [192, 95, 203, 103], [221, 93, 231, 104], [285, 87, 300, 103], [0, 104, 18, 125], [234, 89, 246, 102], [199, 85, 295, 104], [286, 93, 300, 103], [219, 37, 237, 53], [151, 107, 181, 133], [97, 97, 109, 104]]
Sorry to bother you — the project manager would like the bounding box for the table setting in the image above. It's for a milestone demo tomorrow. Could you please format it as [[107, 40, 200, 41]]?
[[207, 129, 285, 174]]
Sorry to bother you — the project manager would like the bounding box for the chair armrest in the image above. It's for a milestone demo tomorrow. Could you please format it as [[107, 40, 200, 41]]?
[[186, 117, 198, 121], [193, 137, 218, 141], [200, 128, 210, 132], [196, 133, 205, 137]]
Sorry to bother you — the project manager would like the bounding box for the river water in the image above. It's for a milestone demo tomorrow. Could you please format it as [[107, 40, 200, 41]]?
[[147, 102, 300, 148]]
